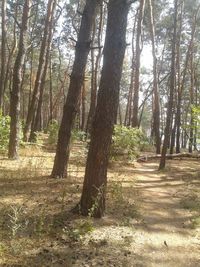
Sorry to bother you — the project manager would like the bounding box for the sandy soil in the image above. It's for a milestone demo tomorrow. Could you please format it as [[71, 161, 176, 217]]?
[[0, 144, 200, 266]]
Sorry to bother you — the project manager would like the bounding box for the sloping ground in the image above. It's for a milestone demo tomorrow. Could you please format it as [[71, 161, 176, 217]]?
[[0, 143, 200, 266]]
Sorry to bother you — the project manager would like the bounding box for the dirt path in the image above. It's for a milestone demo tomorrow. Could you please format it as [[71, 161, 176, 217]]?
[[1, 147, 200, 266], [131, 161, 200, 267]]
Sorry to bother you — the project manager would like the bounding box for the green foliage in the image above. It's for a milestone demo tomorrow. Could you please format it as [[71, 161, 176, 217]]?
[[47, 120, 86, 145], [71, 129, 86, 142], [0, 111, 10, 151], [47, 120, 59, 145], [63, 219, 94, 242], [111, 125, 148, 159]]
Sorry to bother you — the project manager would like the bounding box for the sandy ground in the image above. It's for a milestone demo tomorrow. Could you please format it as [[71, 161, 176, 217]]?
[[0, 144, 200, 266]]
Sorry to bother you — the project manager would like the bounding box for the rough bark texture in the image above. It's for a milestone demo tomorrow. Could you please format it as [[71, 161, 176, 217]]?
[[23, 0, 56, 141], [51, 0, 100, 178], [0, 0, 7, 109], [8, 0, 30, 159], [159, 0, 178, 170], [79, 0, 130, 218]]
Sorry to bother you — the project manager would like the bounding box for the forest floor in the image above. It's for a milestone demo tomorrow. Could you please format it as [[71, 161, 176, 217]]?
[[0, 140, 200, 266]]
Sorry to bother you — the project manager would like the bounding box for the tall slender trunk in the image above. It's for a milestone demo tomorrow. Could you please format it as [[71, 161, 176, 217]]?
[[86, 3, 104, 134], [189, 50, 194, 153], [0, 0, 7, 109], [8, 0, 31, 159], [23, 0, 56, 141], [124, 9, 138, 126], [29, 0, 56, 141], [159, 0, 178, 170], [51, 0, 100, 178], [132, 0, 145, 127], [176, 3, 200, 153], [79, 0, 130, 218], [148, 0, 160, 154]]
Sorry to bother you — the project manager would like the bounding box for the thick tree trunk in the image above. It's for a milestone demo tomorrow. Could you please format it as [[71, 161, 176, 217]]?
[[23, 0, 56, 141], [51, 0, 100, 178], [79, 0, 130, 218], [132, 0, 145, 128], [159, 0, 178, 170], [8, 0, 30, 159]]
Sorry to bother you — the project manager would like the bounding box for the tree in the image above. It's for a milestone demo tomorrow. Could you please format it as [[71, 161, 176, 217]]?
[[0, 0, 7, 110], [159, 0, 178, 170], [51, 0, 100, 178], [132, 0, 146, 127], [78, 0, 131, 218], [148, 0, 161, 154], [23, 0, 57, 142], [8, 0, 31, 159]]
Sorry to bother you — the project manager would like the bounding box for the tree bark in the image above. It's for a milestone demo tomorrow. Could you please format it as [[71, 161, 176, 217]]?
[[0, 0, 7, 109], [159, 0, 178, 170], [51, 0, 100, 178], [8, 0, 31, 159], [23, 0, 56, 141], [148, 0, 161, 154], [79, 0, 130, 218]]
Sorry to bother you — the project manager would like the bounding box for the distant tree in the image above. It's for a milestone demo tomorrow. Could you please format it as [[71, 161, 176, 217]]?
[[23, 0, 57, 142], [132, 0, 146, 127]]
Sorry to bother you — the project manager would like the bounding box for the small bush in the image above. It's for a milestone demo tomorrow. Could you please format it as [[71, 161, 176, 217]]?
[[111, 125, 148, 159], [0, 111, 10, 151], [47, 120, 86, 145], [47, 120, 59, 145]]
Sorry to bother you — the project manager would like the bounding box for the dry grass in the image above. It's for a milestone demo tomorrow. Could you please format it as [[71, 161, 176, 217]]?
[[0, 141, 200, 266]]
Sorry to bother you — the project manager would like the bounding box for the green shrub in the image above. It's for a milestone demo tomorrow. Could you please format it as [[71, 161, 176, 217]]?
[[71, 129, 86, 142], [47, 120, 59, 145], [47, 120, 86, 145], [0, 111, 10, 150], [111, 125, 148, 159]]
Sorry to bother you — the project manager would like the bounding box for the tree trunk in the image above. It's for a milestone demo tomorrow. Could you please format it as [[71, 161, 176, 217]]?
[[23, 0, 56, 141], [51, 0, 100, 178], [0, 0, 7, 109], [79, 0, 130, 218], [159, 0, 178, 170], [148, 0, 161, 154], [124, 9, 138, 126], [132, 0, 145, 128], [8, 0, 30, 159], [86, 3, 104, 134], [29, 0, 56, 142]]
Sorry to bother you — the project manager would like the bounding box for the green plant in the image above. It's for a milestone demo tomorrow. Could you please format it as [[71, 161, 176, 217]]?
[[0, 111, 10, 150], [88, 184, 105, 217], [71, 129, 86, 142], [47, 120, 59, 145], [63, 219, 94, 242], [111, 125, 148, 159]]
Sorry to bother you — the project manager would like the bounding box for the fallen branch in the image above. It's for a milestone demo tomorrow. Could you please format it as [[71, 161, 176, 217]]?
[[137, 152, 200, 162]]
